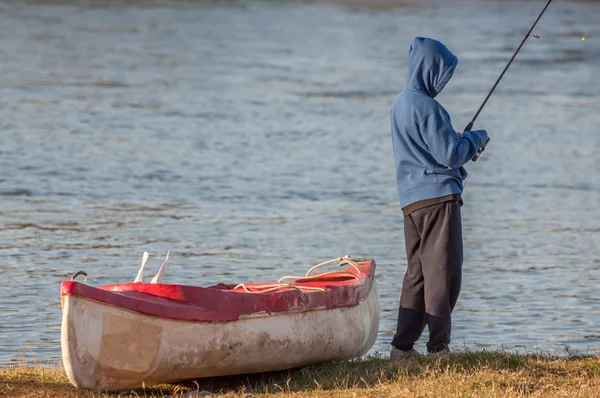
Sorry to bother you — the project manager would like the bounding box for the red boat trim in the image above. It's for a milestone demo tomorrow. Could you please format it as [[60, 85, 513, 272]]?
[[60, 259, 376, 322]]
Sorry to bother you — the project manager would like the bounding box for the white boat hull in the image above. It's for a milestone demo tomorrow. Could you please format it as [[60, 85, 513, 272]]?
[[61, 282, 379, 391]]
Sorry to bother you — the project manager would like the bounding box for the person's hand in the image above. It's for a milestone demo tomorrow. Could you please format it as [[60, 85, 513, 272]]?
[[472, 136, 490, 161]]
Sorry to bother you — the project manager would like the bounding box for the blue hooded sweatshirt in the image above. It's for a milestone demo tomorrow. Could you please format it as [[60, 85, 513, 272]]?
[[391, 37, 489, 209]]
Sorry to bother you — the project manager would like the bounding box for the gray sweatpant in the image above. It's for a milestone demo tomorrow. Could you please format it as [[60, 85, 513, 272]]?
[[391, 199, 463, 353]]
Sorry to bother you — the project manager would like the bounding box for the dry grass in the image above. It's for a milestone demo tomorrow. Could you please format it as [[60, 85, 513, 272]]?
[[2, 350, 600, 397]]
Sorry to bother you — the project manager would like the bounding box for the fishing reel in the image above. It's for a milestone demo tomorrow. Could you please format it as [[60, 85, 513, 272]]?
[[472, 136, 491, 162]]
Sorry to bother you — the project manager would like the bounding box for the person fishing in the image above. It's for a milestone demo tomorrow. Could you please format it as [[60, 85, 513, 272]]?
[[389, 37, 489, 360]]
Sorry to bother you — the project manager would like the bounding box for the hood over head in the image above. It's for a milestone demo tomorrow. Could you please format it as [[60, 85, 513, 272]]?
[[405, 37, 458, 98]]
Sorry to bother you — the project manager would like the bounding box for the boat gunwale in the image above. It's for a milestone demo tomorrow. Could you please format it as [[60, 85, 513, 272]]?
[[60, 259, 376, 322]]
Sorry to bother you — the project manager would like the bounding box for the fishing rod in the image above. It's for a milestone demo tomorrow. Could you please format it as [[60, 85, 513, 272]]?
[[468, 0, 553, 161]]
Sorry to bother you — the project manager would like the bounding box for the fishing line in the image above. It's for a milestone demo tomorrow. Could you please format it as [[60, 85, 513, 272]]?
[[465, 0, 553, 162]]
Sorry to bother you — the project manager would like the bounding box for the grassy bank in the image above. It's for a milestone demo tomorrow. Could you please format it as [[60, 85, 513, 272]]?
[[2, 351, 600, 397]]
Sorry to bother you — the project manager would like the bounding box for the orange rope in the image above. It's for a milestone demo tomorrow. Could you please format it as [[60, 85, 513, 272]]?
[[233, 255, 362, 294]]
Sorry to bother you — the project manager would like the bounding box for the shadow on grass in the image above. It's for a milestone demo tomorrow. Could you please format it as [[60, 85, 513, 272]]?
[[162, 350, 600, 396]]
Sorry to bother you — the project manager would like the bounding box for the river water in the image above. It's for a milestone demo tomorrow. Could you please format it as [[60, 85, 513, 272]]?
[[1, 0, 599, 366]]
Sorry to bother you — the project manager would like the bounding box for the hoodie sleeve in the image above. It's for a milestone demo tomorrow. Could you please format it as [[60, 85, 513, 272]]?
[[419, 110, 488, 169]]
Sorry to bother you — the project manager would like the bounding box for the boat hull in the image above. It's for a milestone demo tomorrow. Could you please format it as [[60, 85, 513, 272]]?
[[61, 282, 379, 391]]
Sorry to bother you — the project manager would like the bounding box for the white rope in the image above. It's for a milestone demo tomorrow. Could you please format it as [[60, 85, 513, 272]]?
[[233, 283, 325, 293], [305, 255, 361, 277], [233, 255, 363, 294]]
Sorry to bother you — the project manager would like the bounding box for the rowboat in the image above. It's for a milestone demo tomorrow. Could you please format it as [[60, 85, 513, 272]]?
[[60, 256, 379, 391]]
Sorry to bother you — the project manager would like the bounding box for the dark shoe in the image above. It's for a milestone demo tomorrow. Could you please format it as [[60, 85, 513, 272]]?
[[390, 348, 420, 362]]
